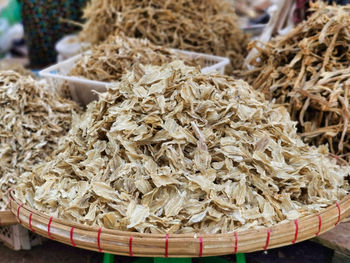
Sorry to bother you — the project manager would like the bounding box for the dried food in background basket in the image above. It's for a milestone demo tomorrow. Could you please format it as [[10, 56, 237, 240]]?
[[70, 33, 197, 82], [15, 61, 350, 234], [0, 71, 80, 210], [0, 60, 34, 77], [241, 3, 350, 162], [78, 0, 248, 73]]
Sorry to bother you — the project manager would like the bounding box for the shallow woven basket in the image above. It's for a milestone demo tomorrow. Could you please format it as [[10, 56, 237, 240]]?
[[8, 190, 350, 257], [0, 210, 17, 226]]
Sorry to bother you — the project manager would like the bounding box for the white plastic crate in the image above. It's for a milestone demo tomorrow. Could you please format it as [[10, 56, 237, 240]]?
[[0, 225, 44, 250], [40, 50, 230, 105]]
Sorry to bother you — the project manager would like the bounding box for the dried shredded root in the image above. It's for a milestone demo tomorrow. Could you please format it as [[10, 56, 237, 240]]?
[[78, 0, 248, 73], [0, 61, 34, 78], [15, 62, 349, 234], [0, 71, 80, 210], [242, 3, 350, 161], [70, 33, 197, 82]]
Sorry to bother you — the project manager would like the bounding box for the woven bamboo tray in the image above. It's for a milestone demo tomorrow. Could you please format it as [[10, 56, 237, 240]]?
[[0, 210, 16, 226], [8, 190, 350, 258]]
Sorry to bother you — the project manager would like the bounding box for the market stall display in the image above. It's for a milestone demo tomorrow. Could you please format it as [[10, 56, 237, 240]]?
[[15, 61, 350, 234], [78, 0, 248, 73], [0, 71, 80, 212], [0, 0, 349, 260], [242, 3, 350, 161], [11, 61, 350, 257]]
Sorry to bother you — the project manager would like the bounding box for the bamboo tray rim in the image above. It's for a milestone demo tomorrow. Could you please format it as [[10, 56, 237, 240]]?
[[8, 190, 350, 257], [0, 210, 17, 226]]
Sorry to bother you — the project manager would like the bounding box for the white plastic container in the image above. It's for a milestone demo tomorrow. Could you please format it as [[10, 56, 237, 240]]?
[[40, 50, 230, 105], [55, 35, 90, 62]]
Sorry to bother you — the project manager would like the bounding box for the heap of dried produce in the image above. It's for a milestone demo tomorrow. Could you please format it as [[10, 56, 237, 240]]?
[[78, 0, 248, 72], [0, 61, 35, 78], [15, 61, 349, 234], [70, 34, 196, 82], [242, 3, 350, 161], [0, 71, 79, 210]]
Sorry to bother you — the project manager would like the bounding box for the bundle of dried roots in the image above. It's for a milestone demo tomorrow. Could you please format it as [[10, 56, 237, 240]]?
[[15, 61, 349, 234], [0, 71, 80, 210], [242, 3, 350, 161], [70, 34, 196, 82], [78, 0, 248, 73]]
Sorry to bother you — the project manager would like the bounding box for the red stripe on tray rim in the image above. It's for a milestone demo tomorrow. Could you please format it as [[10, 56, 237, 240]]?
[[292, 220, 299, 244], [47, 216, 54, 239], [264, 229, 271, 250], [234, 232, 238, 254], [70, 227, 76, 247], [165, 233, 169, 258], [316, 215, 322, 236], [199, 237, 203, 257], [97, 227, 102, 252], [29, 212, 35, 232], [17, 203, 24, 224], [129, 236, 133, 257]]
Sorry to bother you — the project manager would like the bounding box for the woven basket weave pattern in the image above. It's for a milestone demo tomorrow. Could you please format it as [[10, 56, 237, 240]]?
[[9, 191, 350, 257]]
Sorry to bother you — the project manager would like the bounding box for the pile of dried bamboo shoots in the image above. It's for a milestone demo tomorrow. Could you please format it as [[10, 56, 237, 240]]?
[[78, 0, 248, 73], [242, 3, 350, 161], [0, 71, 80, 210], [70, 34, 196, 82], [15, 61, 349, 233]]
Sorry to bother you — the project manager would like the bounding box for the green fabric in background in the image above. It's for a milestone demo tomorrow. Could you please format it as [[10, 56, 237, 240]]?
[[0, 0, 21, 25], [18, 0, 88, 69]]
